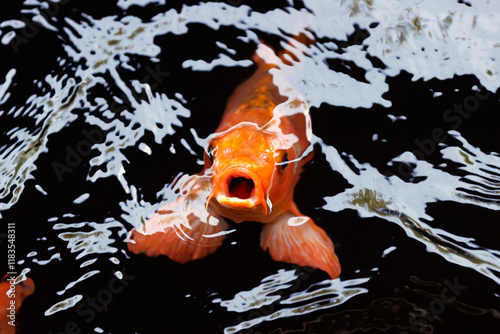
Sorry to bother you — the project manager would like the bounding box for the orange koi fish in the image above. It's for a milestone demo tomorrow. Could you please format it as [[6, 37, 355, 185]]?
[[0, 274, 34, 333], [128, 38, 341, 279]]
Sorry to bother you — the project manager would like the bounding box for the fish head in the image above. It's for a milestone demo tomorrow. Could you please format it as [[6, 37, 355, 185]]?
[[205, 124, 296, 222]]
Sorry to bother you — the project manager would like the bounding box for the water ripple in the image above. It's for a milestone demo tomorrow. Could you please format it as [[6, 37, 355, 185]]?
[[0, 0, 499, 330], [214, 269, 370, 333]]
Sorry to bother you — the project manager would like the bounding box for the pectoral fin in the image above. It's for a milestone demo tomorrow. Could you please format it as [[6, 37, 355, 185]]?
[[128, 175, 229, 263], [260, 212, 341, 279]]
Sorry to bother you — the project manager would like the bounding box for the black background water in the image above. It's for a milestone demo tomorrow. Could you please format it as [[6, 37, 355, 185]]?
[[1, 0, 499, 333]]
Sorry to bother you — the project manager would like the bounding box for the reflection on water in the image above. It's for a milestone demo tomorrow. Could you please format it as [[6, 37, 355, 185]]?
[[0, 0, 499, 332], [0, 73, 82, 211], [54, 220, 123, 259], [44, 294, 83, 316], [322, 129, 500, 284], [213, 269, 369, 333]]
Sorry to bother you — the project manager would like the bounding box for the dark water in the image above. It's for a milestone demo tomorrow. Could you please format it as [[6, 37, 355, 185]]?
[[1, 0, 500, 333]]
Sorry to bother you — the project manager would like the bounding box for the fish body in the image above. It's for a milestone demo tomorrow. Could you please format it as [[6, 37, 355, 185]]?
[[128, 41, 341, 279]]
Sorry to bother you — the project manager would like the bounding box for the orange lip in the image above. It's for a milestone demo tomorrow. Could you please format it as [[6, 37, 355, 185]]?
[[208, 167, 268, 216]]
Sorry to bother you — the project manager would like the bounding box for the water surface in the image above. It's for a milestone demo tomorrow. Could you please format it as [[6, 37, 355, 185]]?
[[0, 0, 499, 333]]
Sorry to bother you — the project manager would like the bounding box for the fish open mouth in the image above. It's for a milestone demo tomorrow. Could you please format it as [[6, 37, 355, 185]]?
[[228, 176, 255, 199], [209, 168, 267, 217]]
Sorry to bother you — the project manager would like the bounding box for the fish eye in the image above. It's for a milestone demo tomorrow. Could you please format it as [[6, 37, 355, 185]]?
[[207, 144, 216, 162], [280, 152, 289, 171]]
